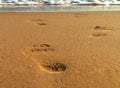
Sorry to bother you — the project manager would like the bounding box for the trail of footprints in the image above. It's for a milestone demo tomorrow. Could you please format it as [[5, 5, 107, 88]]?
[[92, 26, 112, 37], [21, 25, 113, 73], [22, 44, 113, 74], [22, 44, 66, 73]]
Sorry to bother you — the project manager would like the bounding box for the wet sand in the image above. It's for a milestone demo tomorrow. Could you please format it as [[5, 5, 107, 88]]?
[[0, 12, 120, 88]]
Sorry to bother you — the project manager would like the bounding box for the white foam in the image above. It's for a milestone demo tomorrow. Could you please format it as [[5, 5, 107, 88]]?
[[1, 0, 120, 6]]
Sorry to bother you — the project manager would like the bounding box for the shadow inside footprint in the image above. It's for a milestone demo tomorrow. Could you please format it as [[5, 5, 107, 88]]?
[[31, 48, 54, 52], [92, 32, 107, 37], [30, 44, 55, 52], [41, 62, 66, 72], [37, 23, 47, 26], [94, 26, 111, 30], [31, 44, 55, 52], [31, 19, 47, 26], [40, 44, 50, 47]]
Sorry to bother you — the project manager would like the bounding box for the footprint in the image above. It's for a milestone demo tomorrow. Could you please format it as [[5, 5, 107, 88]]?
[[41, 62, 66, 73], [30, 44, 55, 52], [31, 19, 47, 26], [37, 23, 47, 26], [91, 26, 112, 37], [94, 26, 112, 30], [22, 44, 66, 73], [92, 32, 107, 37], [22, 44, 55, 58]]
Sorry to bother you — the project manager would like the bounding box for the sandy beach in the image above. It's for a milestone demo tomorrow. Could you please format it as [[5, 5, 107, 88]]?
[[0, 12, 120, 88]]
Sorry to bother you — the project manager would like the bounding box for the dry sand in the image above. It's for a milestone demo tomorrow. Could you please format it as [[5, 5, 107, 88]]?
[[0, 12, 120, 88]]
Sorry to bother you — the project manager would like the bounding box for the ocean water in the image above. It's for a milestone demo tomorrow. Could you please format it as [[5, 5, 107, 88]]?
[[0, 5, 120, 12]]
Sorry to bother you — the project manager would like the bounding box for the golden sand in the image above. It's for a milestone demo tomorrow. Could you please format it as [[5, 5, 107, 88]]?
[[0, 12, 120, 88]]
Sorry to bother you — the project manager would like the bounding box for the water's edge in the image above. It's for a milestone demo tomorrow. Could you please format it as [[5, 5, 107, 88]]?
[[0, 5, 120, 12]]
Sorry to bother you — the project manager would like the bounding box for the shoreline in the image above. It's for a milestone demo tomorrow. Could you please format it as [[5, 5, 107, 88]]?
[[1, 5, 120, 12]]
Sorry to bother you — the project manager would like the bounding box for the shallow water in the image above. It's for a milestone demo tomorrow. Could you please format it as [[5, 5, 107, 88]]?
[[0, 5, 120, 12]]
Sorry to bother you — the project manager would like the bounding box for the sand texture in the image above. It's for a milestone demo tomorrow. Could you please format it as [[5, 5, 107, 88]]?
[[0, 12, 120, 88]]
